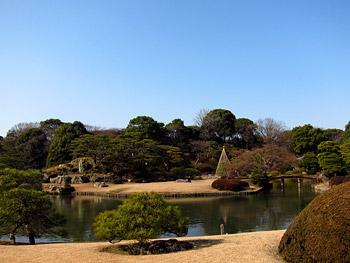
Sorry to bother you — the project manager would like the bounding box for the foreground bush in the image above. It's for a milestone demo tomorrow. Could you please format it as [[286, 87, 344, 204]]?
[[93, 192, 188, 255], [278, 182, 350, 263]]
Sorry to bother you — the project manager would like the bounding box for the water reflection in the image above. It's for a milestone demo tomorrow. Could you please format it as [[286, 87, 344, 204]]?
[[2, 179, 319, 243]]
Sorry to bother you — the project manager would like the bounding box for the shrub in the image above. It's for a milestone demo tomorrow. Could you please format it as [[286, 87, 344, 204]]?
[[93, 192, 188, 255], [329, 175, 350, 187], [249, 173, 270, 187], [278, 182, 350, 263], [212, 178, 249, 191], [185, 168, 201, 179], [224, 179, 249, 191], [211, 178, 227, 190]]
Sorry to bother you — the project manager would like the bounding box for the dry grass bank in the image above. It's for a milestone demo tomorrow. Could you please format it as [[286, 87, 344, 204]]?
[[0, 230, 286, 263]]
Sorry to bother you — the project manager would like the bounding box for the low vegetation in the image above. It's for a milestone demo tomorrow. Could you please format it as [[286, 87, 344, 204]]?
[[93, 192, 189, 255], [278, 182, 350, 262]]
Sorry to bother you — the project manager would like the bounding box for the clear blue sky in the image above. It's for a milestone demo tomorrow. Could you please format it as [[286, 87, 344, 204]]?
[[1, 0, 349, 137]]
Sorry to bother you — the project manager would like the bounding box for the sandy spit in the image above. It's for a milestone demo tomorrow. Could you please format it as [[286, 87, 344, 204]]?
[[0, 230, 286, 263]]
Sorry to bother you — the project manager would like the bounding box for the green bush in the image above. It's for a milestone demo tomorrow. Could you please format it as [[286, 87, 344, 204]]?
[[269, 170, 279, 176], [249, 173, 270, 187], [93, 192, 188, 254]]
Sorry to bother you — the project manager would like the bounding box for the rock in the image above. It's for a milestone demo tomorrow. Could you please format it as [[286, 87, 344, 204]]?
[[128, 239, 193, 255], [71, 176, 83, 184], [78, 159, 85, 173], [50, 177, 58, 183], [56, 175, 71, 184], [176, 179, 191, 182], [94, 182, 108, 188]]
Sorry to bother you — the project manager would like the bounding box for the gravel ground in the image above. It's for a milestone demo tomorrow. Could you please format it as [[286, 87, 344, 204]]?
[[0, 230, 286, 263]]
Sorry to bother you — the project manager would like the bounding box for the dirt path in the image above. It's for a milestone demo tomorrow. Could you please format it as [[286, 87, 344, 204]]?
[[0, 230, 286, 263]]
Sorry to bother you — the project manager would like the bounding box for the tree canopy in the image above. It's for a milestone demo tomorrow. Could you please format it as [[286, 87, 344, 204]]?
[[201, 109, 236, 143], [93, 192, 188, 254], [317, 141, 346, 177], [47, 121, 89, 166], [126, 116, 166, 141], [0, 169, 65, 244]]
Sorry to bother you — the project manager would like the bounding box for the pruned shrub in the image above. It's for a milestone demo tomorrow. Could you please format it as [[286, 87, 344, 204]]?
[[211, 178, 228, 190], [224, 179, 249, 191], [329, 175, 350, 187], [278, 182, 350, 263], [212, 178, 249, 191]]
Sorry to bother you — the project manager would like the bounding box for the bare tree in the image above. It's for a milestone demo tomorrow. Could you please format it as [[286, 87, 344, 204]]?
[[193, 109, 210, 127], [6, 122, 40, 140], [256, 118, 286, 143]]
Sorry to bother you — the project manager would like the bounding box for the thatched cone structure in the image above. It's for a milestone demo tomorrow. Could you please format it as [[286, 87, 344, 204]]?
[[215, 146, 230, 177], [278, 182, 350, 263]]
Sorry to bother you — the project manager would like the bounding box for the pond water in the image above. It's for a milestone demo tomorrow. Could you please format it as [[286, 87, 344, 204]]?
[[5, 179, 320, 243]]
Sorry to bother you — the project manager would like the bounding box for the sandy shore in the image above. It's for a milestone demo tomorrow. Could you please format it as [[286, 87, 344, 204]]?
[[0, 230, 286, 263]]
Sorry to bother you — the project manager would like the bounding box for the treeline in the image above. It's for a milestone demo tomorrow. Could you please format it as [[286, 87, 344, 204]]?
[[1, 109, 350, 180]]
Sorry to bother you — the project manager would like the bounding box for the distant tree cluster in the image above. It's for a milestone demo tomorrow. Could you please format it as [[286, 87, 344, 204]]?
[[1, 110, 350, 180]]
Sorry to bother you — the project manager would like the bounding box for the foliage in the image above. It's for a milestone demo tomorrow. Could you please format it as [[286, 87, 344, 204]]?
[[40, 118, 63, 141], [229, 144, 298, 177], [104, 133, 191, 180], [47, 121, 89, 166], [255, 118, 286, 143], [215, 147, 230, 177], [126, 116, 166, 142], [340, 140, 350, 172], [93, 192, 188, 253], [279, 182, 350, 263], [233, 118, 262, 149], [211, 178, 249, 191], [324, 128, 344, 144], [301, 152, 319, 174], [15, 128, 48, 169], [0, 168, 43, 192], [169, 167, 201, 179], [165, 119, 192, 152], [249, 173, 270, 187], [317, 141, 347, 177], [341, 121, 350, 144], [0, 169, 65, 245], [329, 175, 350, 187], [292, 124, 328, 155], [71, 134, 110, 165], [201, 109, 235, 143]]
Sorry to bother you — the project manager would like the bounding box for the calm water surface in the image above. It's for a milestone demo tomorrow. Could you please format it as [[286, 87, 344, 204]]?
[[7, 179, 320, 243]]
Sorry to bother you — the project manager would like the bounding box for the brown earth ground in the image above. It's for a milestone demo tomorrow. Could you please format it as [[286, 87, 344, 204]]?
[[3, 179, 283, 262], [47, 178, 261, 196], [0, 230, 286, 263]]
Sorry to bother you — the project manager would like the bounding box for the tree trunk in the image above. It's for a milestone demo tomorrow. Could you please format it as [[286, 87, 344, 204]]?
[[25, 225, 36, 245], [9, 233, 16, 245]]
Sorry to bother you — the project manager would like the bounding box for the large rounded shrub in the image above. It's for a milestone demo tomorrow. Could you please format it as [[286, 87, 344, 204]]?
[[278, 182, 350, 263], [224, 179, 249, 191], [211, 178, 227, 190], [212, 178, 249, 191]]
